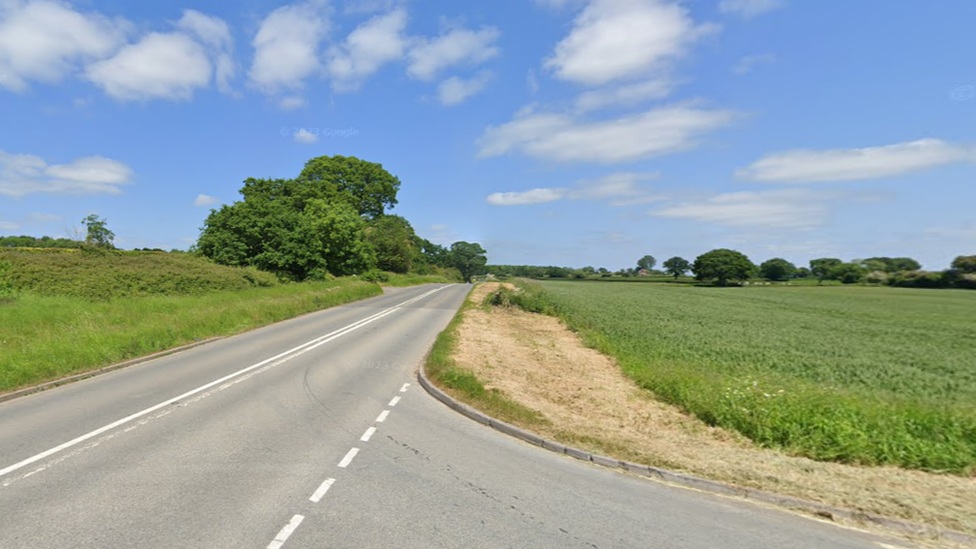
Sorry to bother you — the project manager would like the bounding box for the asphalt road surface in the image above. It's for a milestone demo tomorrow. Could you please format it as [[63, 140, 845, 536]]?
[[0, 284, 908, 548]]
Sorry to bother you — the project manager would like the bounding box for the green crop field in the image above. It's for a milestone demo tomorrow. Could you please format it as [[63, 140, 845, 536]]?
[[523, 280, 976, 474]]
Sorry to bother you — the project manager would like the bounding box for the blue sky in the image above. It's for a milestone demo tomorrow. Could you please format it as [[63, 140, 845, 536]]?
[[1, 0, 973, 270]]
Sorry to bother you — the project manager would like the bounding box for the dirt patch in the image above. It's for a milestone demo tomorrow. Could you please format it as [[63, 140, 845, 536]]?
[[451, 283, 976, 546]]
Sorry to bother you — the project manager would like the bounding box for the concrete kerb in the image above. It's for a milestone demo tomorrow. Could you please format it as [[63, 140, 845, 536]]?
[[0, 338, 223, 405], [416, 362, 976, 547]]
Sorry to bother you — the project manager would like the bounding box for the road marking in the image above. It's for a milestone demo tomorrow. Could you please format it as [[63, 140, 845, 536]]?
[[0, 286, 449, 480], [338, 447, 359, 468], [360, 427, 377, 442], [388, 396, 401, 407], [309, 478, 335, 503], [375, 410, 390, 423], [267, 514, 304, 549], [399, 383, 410, 392]]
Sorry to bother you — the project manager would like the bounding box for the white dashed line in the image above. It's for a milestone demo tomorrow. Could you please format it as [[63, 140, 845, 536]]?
[[388, 396, 401, 407], [360, 427, 377, 442], [376, 410, 390, 423], [338, 447, 360, 468], [267, 514, 304, 549], [399, 383, 410, 392], [309, 478, 335, 503]]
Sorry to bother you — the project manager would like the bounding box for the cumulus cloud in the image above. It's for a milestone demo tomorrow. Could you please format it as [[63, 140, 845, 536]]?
[[177, 9, 235, 93], [487, 188, 566, 206], [0, 0, 128, 91], [544, 0, 715, 87], [438, 72, 491, 106], [406, 26, 500, 81], [250, 1, 330, 94], [294, 128, 320, 143], [194, 194, 219, 207], [478, 103, 738, 164], [327, 8, 408, 92], [653, 189, 835, 229], [719, 0, 785, 19], [0, 150, 133, 197], [736, 138, 976, 183], [487, 172, 663, 207], [0, 219, 19, 229], [575, 79, 675, 112], [86, 33, 211, 101]]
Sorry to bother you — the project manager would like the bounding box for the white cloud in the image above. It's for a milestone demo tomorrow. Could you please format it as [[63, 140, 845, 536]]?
[[294, 128, 320, 144], [249, 2, 330, 94], [544, 0, 715, 87], [0, 219, 19, 230], [575, 78, 675, 112], [438, 72, 491, 106], [0, 0, 128, 91], [177, 10, 235, 93], [487, 172, 663, 207], [731, 53, 775, 75], [194, 194, 219, 207], [278, 96, 307, 110], [569, 171, 664, 205], [653, 189, 835, 229], [736, 139, 976, 183], [478, 103, 738, 164], [406, 26, 499, 81], [487, 188, 566, 206], [527, 69, 539, 94], [85, 33, 211, 101], [327, 8, 408, 92], [719, 0, 785, 19], [0, 150, 133, 197]]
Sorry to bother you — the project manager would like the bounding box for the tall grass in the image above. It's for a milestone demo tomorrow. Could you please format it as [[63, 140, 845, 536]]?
[[0, 279, 381, 393], [518, 280, 976, 474]]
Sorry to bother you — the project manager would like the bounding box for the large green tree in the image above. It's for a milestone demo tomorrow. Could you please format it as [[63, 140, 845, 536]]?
[[759, 258, 796, 281], [637, 254, 656, 271], [829, 262, 866, 284], [810, 258, 843, 284], [366, 215, 416, 274], [662, 256, 690, 280], [449, 241, 487, 282], [197, 156, 402, 280], [692, 249, 755, 286], [951, 255, 976, 273], [82, 214, 115, 249]]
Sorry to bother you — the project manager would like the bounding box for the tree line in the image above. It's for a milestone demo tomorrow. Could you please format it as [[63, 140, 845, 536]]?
[[489, 250, 976, 290]]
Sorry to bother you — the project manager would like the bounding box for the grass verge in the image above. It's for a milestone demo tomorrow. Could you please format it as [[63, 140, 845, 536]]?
[[0, 278, 381, 394], [423, 286, 549, 427]]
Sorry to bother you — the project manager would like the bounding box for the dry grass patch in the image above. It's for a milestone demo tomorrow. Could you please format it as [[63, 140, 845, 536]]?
[[448, 283, 975, 546]]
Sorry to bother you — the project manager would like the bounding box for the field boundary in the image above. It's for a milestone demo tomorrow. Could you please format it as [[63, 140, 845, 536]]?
[[417, 354, 976, 547], [0, 337, 223, 404]]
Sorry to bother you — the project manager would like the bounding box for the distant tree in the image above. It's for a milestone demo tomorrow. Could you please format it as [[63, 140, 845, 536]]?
[[810, 258, 843, 284], [951, 255, 976, 273], [637, 255, 656, 271], [82, 214, 115, 248], [828, 262, 866, 284], [858, 257, 922, 273], [581, 266, 596, 275], [597, 267, 609, 274], [662, 256, 691, 280], [449, 241, 488, 282], [759, 258, 796, 281], [692, 249, 756, 286], [793, 267, 812, 279]]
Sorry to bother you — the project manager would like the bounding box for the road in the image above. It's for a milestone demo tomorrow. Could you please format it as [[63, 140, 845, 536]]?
[[0, 284, 905, 548]]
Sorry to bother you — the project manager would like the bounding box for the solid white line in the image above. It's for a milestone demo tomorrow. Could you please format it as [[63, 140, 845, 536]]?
[[0, 286, 450, 480], [388, 396, 401, 407], [309, 478, 335, 503], [399, 383, 410, 392], [338, 447, 359, 468], [267, 514, 304, 549], [375, 410, 390, 423], [360, 427, 377, 442]]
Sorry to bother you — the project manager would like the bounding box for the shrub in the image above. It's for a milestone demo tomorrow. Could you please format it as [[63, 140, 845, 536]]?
[[887, 270, 948, 289], [0, 260, 14, 303], [360, 269, 390, 283]]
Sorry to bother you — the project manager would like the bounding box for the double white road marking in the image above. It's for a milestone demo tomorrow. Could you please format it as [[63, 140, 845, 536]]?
[[0, 286, 446, 481]]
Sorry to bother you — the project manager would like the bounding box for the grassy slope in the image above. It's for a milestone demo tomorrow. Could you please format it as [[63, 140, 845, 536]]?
[[0, 250, 390, 393], [527, 280, 976, 473]]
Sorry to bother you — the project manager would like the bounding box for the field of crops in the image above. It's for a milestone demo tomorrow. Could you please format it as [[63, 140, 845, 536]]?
[[528, 280, 976, 474]]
